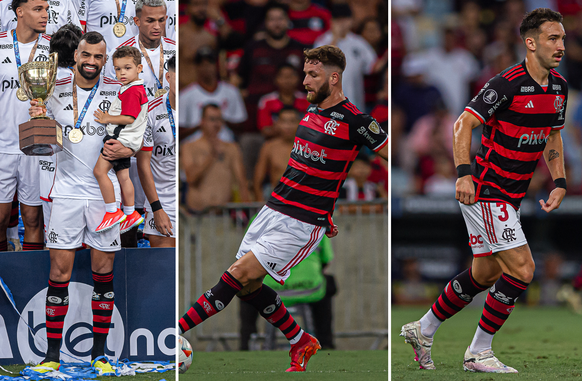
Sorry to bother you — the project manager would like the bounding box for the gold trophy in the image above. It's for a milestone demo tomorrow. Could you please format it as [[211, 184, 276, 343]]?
[[18, 52, 63, 156]]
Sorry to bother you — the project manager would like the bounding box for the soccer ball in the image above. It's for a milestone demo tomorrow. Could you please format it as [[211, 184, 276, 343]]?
[[178, 336, 193, 374]]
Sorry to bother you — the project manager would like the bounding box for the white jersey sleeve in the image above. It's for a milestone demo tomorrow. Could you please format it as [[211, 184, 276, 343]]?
[[142, 93, 175, 211], [0, 1, 16, 32], [165, 0, 176, 41], [46, 0, 83, 35]]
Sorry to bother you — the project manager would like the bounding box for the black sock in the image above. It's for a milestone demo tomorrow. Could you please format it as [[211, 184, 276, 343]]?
[[91, 271, 114, 360], [431, 267, 488, 321], [45, 279, 70, 362], [479, 273, 528, 334]]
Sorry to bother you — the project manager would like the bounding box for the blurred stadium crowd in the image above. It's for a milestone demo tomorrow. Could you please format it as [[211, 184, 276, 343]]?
[[392, 0, 582, 199], [177, 0, 388, 211]]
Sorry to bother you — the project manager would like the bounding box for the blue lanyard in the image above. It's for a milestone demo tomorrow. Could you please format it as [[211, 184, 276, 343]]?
[[118, 0, 127, 21], [12, 29, 39, 68], [165, 94, 175, 139], [75, 79, 100, 130]]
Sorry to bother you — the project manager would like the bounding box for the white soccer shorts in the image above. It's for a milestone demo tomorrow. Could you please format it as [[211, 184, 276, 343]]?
[[47, 198, 121, 252], [42, 199, 52, 238], [0, 153, 41, 206], [459, 201, 527, 256], [236, 206, 326, 284], [143, 207, 176, 238]]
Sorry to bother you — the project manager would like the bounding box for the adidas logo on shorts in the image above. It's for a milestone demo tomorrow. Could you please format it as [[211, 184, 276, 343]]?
[[110, 239, 119, 247], [266, 262, 277, 270]]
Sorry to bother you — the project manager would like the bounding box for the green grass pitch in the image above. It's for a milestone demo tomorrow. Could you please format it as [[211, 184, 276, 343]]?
[[0, 365, 175, 381], [181, 350, 388, 380], [392, 306, 582, 380]]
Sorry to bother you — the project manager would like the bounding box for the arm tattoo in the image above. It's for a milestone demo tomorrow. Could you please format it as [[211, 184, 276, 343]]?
[[549, 149, 560, 162]]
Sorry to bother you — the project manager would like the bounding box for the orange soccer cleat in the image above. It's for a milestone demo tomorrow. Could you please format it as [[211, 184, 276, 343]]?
[[119, 210, 144, 234], [95, 209, 126, 233], [285, 333, 321, 372]]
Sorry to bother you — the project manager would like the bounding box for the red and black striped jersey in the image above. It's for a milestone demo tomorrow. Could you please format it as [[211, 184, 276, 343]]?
[[266, 99, 388, 226], [464, 60, 568, 209]]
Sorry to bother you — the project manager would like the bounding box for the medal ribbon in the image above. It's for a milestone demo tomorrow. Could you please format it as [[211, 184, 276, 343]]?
[[115, 0, 128, 23], [12, 29, 40, 68], [73, 76, 100, 130], [165, 94, 175, 139], [138, 39, 164, 90]]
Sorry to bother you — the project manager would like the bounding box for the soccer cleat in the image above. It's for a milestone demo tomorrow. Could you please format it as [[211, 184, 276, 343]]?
[[285, 333, 321, 372], [463, 346, 518, 373], [30, 361, 60, 373], [119, 210, 144, 234], [95, 209, 126, 233], [400, 320, 435, 370], [91, 357, 116, 376]]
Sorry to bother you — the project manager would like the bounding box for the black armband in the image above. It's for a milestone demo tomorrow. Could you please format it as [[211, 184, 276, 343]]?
[[456, 164, 472, 178], [554, 178, 567, 190], [150, 200, 163, 212]]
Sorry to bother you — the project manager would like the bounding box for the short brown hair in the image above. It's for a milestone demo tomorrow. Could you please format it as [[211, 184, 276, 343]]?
[[112, 46, 141, 67], [519, 8, 563, 40], [303, 45, 346, 73]]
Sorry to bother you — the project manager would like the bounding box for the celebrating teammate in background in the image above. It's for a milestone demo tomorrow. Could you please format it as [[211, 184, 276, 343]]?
[[29, 31, 134, 374], [401, 8, 567, 373], [137, 54, 176, 247], [93, 46, 148, 233], [178, 45, 388, 372], [0, 0, 51, 252]]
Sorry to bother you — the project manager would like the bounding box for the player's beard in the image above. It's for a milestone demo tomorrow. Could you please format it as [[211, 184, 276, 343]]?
[[77, 63, 101, 80], [307, 80, 331, 104]]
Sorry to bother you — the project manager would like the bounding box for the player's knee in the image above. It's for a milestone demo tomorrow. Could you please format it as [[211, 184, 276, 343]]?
[[227, 263, 252, 286], [21, 208, 41, 229], [477, 271, 502, 287]]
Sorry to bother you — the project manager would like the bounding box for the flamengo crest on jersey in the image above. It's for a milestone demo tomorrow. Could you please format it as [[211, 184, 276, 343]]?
[[0, 31, 51, 154], [266, 99, 388, 226], [46, 75, 122, 200], [141, 93, 176, 210], [465, 60, 568, 209], [106, 36, 175, 101]]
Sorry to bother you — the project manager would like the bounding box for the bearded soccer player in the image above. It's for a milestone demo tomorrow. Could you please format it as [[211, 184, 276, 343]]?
[[401, 8, 567, 373], [28, 32, 134, 375], [178, 45, 388, 372]]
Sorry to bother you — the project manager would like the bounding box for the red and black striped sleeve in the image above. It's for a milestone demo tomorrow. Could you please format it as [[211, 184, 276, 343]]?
[[349, 114, 388, 152], [465, 72, 515, 124]]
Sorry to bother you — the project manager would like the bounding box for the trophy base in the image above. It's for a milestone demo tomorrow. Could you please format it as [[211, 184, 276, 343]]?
[[19, 119, 63, 156]]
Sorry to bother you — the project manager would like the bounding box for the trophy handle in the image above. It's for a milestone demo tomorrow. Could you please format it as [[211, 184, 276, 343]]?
[[46, 52, 58, 101]]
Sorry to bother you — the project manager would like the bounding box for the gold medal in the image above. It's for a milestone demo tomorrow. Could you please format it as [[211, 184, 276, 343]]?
[[68, 129, 83, 143], [155, 88, 167, 98], [113, 22, 126, 38], [16, 87, 28, 101]]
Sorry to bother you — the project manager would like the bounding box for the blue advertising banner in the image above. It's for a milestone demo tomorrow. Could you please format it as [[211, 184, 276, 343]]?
[[0, 248, 175, 365]]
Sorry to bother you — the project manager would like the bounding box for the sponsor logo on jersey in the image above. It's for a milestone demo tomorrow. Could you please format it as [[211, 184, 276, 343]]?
[[39, 160, 55, 172], [59, 92, 73, 98], [517, 130, 548, 147], [525, 100, 534, 109], [64, 104, 73, 111], [487, 95, 508, 116], [324, 120, 338, 135], [154, 144, 174, 156], [63, 123, 107, 137], [1, 57, 11, 64], [1, 78, 20, 92], [552, 84, 561, 91], [35, 54, 49, 62], [100, 14, 134, 28], [302, 115, 309, 122], [100, 90, 117, 97], [0, 45, 14, 50], [37, 44, 50, 51], [521, 86, 534, 92], [163, 49, 176, 56], [48, 0, 61, 5], [292, 141, 327, 163], [469, 234, 484, 246], [156, 113, 168, 120], [357, 126, 377, 145], [330, 111, 344, 120], [78, 0, 86, 16], [483, 89, 498, 104]]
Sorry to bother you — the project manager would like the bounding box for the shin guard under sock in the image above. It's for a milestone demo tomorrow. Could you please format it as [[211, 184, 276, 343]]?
[[45, 279, 70, 362], [240, 285, 304, 344], [179, 271, 243, 334], [91, 271, 114, 360]]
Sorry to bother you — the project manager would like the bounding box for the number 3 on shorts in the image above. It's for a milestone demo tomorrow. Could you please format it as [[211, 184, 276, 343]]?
[[497, 202, 508, 222]]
